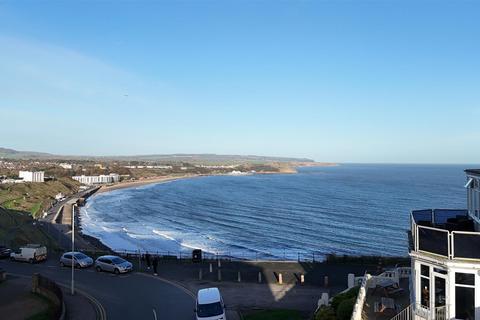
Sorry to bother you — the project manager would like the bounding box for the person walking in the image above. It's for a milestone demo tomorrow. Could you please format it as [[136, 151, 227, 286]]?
[[152, 255, 159, 276], [145, 251, 151, 270]]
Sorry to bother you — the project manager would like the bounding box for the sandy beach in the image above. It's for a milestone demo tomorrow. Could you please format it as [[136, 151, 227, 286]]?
[[97, 173, 203, 194]]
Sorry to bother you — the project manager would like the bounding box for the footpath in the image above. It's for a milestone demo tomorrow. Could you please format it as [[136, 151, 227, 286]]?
[[0, 273, 97, 320]]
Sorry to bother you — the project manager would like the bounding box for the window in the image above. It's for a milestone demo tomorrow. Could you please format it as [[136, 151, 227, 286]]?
[[421, 265, 430, 276], [420, 264, 430, 308], [456, 273, 474, 285], [455, 272, 475, 320], [64, 254, 72, 259], [434, 277, 446, 308]]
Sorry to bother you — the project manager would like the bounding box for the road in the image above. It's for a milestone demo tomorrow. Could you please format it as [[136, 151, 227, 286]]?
[[0, 256, 196, 320]]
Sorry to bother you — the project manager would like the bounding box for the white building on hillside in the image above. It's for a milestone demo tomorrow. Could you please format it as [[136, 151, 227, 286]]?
[[19, 171, 44, 182], [58, 163, 73, 169], [72, 173, 120, 185]]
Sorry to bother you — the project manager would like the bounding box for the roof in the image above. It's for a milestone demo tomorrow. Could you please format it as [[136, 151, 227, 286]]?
[[465, 169, 480, 177], [98, 255, 120, 259], [197, 287, 221, 304]]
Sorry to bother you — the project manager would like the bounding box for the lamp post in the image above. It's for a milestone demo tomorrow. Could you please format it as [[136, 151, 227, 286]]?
[[71, 203, 75, 295]]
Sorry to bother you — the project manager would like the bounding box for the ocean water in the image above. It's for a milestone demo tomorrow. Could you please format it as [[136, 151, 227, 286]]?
[[80, 164, 468, 259]]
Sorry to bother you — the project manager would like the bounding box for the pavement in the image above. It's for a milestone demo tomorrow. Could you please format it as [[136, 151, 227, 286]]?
[[0, 274, 98, 320], [0, 246, 378, 320], [0, 275, 50, 320], [0, 257, 196, 320]]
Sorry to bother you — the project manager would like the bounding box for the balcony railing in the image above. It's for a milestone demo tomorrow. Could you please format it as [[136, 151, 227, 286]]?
[[411, 209, 480, 261]]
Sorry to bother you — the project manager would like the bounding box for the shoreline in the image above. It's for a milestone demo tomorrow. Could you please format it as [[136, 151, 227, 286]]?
[[96, 173, 204, 194], [76, 165, 339, 256]]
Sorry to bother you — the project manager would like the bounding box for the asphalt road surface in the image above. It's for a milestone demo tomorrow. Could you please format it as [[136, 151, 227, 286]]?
[[0, 256, 196, 320]]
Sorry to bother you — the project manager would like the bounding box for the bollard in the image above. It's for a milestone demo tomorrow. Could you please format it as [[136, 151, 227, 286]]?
[[324, 275, 329, 287], [258, 272, 262, 283], [348, 273, 355, 288], [217, 269, 222, 282], [199, 269, 203, 281], [300, 274, 305, 284], [237, 271, 241, 282], [31, 273, 39, 293], [209, 263, 213, 273], [278, 273, 283, 285]]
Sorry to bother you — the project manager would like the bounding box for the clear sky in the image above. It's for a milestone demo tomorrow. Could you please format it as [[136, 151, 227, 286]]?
[[0, 1, 479, 163]]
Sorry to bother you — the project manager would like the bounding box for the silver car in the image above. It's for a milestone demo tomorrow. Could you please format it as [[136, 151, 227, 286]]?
[[95, 255, 133, 274], [60, 251, 93, 268]]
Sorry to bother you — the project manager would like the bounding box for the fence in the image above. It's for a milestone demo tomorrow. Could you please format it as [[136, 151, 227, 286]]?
[[76, 247, 330, 262], [410, 209, 480, 261]]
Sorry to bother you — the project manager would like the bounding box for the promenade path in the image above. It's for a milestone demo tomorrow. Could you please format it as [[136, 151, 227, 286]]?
[[0, 257, 195, 320]]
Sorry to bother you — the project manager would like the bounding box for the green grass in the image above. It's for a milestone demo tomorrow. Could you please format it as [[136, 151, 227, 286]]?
[[30, 202, 43, 217], [0, 207, 59, 249], [244, 309, 303, 320], [0, 177, 80, 216], [25, 293, 56, 320]]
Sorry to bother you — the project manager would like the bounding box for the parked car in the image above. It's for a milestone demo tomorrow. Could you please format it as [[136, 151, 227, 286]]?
[[195, 287, 226, 320], [94, 255, 132, 274], [10, 244, 47, 263], [60, 251, 93, 268], [0, 246, 12, 259]]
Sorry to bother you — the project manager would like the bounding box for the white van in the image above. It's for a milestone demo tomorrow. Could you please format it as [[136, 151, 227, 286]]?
[[195, 287, 226, 320], [10, 244, 47, 263]]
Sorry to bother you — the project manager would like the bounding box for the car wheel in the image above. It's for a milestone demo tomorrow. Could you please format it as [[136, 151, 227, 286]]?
[[60, 262, 65, 267], [96, 266, 102, 272], [29, 259, 34, 264], [114, 268, 120, 275]]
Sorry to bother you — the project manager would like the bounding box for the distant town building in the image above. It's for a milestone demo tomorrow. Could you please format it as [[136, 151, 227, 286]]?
[[58, 163, 73, 169], [19, 171, 45, 182], [72, 173, 120, 185], [1, 178, 25, 184], [124, 165, 173, 169]]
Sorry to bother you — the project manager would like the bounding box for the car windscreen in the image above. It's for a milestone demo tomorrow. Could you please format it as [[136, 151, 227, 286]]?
[[112, 257, 126, 264], [197, 302, 223, 318], [74, 253, 88, 259]]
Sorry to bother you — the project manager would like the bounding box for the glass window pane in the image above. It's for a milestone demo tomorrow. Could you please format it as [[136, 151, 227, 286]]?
[[421, 265, 430, 277], [455, 286, 475, 320], [455, 273, 475, 286], [433, 268, 447, 275], [421, 277, 430, 308], [434, 277, 446, 307]]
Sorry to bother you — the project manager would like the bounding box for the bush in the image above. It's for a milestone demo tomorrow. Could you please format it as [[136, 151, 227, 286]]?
[[331, 286, 359, 311], [315, 306, 336, 320], [336, 297, 356, 320]]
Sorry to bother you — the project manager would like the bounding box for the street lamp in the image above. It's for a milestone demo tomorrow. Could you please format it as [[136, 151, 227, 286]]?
[[71, 203, 76, 295]]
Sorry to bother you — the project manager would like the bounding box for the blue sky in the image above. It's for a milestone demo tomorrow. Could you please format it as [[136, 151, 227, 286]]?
[[0, 1, 479, 163]]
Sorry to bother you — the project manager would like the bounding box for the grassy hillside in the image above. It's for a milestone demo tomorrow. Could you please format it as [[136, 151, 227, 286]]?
[[0, 208, 59, 249], [0, 177, 80, 218]]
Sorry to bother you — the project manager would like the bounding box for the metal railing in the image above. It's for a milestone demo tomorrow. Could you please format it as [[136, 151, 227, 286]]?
[[389, 303, 447, 320], [75, 247, 329, 262], [410, 209, 480, 261], [389, 303, 413, 320]]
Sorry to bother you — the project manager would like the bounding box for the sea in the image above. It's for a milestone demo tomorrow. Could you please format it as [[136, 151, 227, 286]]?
[[80, 164, 469, 259]]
